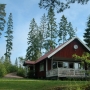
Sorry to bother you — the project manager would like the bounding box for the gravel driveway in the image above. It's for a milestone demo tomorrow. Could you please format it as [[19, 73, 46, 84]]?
[[4, 72, 23, 78]]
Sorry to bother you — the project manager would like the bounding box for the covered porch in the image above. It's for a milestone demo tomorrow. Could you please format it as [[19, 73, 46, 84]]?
[[46, 68, 90, 78], [46, 57, 90, 78]]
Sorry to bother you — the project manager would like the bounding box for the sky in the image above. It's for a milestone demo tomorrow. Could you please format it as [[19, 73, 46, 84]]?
[[0, 0, 90, 64]]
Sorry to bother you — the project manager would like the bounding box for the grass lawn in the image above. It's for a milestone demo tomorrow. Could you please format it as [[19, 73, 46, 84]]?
[[0, 78, 90, 90]]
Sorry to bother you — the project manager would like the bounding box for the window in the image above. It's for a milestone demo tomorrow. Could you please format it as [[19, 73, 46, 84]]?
[[74, 63, 79, 69], [40, 62, 44, 71], [69, 62, 74, 68], [63, 62, 68, 68], [58, 62, 63, 68], [74, 63, 84, 69], [53, 62, 57, 69]]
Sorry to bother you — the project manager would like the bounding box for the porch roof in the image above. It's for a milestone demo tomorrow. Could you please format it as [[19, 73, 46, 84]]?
[[24, 37, 90, 65], [23, 60, 35, 66]]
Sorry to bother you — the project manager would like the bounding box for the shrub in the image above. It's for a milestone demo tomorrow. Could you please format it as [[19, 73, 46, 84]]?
[[0, 63, 7, 77], [9, 65, 18, 73], [27, 70, 35, 78], [17, 67, 25, 77]]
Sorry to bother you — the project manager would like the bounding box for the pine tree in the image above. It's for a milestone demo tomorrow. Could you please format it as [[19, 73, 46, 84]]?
[[58, 15, 68, 44], [83, 16, 90, 48], [39, 13, 47, 54], [18, 57, 25, 67], [15, 58, 18, 67], [26, 18, 40, 60], [39, 0, 89, 13], [58, 15, 75, 44], [67, 22, 75, 40], [4, 13, 13, 60], [0, 4, 6, 37], [0, 56, 4, 63], [44, 6, 57, 51]]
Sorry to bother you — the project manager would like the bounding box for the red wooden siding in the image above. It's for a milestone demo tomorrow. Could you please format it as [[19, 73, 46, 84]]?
[[35, 60, 46, 78], [47, 59, 51, 70], [54, 39, 89, 58]]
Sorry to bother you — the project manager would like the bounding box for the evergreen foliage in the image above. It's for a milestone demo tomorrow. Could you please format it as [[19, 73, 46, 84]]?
[[39, 13, 47, 54], [26, 18, 41, 60], [39, 0, 89, 13], [58, 15, 68, 43], [15, 58, 18, 68], [18, 56, 25, 67], [67, 22, 75, 40], [58, 15, 75, 44], [0, 4, 6, 37], [44, 6, 57, 51], [26, 13, 75, 60], [83, 16, 90, 48], [5, 13, 13, 60]]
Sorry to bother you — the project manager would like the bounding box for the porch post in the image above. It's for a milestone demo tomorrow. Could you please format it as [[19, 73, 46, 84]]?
[[51, 57, 53, 70], [25, 66, 28, 77], [33, 65, 35, 76], [46, 59, 47, 71], [46, 59, 48, 77]]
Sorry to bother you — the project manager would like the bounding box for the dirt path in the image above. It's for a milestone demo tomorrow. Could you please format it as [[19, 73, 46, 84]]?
[[4, 72, 23, 78]]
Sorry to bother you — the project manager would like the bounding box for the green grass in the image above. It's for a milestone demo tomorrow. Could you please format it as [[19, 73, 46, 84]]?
[[0, 78, 90, 90]]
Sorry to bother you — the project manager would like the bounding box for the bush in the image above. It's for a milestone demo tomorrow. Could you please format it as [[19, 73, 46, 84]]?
[[17, 67, 25, 77], [9, 65, 18, 73], [0, 63, 7, 77], [27, 70, 35, 78]]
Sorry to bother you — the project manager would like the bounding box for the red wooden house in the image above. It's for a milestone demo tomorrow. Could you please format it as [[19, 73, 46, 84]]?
[[23, 37, 90, 79]]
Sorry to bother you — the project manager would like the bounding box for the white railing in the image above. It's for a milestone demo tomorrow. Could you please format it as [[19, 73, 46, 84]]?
[[46, 68, 90, 77], [46, 68, 58, 77]]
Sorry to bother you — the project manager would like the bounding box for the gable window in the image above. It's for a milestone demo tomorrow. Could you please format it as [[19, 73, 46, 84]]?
[[40, 62, 44, 71]]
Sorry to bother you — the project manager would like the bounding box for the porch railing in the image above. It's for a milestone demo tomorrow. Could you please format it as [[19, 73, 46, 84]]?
[[46, 68, 90, 77]]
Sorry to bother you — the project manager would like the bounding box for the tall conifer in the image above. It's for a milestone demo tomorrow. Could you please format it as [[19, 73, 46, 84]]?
[[58, 15, 68, 44], [39, 13, 47, 54], [0, 4, 6, 37], [58, 15, 75, 44], [5, 13, 13, 60], [67, 22, 75, 40], [83, 16, 90, 47], [26, 18, 40, 60], [45, 6, 57, 51]]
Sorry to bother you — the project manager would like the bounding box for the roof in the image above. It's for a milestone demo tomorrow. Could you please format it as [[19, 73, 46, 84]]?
[[24, 37, 90, 65], [23, 60, 35, 66]]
